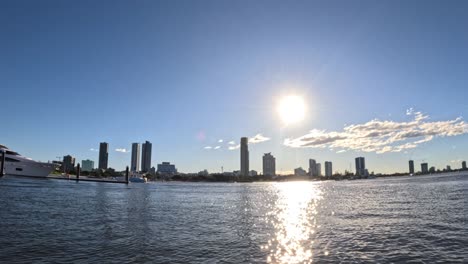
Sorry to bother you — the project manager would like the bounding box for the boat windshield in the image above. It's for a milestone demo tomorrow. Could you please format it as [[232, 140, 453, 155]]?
[[6, 150, 20, 156]]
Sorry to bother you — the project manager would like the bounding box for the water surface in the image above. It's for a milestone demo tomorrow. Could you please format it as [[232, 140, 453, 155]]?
[[0, 173, 466, 263]]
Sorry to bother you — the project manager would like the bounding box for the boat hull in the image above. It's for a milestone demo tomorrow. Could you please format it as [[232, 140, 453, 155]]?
[[4, 161, 56, 177]]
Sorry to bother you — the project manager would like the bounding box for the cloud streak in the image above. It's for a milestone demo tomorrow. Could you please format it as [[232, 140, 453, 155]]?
[[249, 133, 271, 144], [115, 148, 129, 153], [227, 133, 271, 150], [228, 144, 240, 150], [204, 133, 271, 151], [284, 110, 467, 154]]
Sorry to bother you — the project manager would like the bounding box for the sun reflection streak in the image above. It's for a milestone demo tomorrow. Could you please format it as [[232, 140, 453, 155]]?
[[264, 182, 322, 264]]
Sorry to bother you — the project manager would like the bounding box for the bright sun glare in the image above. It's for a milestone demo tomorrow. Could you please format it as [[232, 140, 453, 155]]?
[[278, 95, 306, 125]]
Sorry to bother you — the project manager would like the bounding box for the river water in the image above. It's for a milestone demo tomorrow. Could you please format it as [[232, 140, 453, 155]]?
[[0, 173, 466, 263]]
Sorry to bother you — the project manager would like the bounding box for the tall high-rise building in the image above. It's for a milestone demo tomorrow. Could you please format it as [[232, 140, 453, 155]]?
[[316, 163, 322, 177], [262, 153, 276, 176], [421, 163, 429, 174], [141, 141, 152, 172], [355, 157, 366, 176], [325, 161, 332, 177], [462, 161, 467, 170], [309, 159, 317, 177], [98, 142, 109, 170], [63, 155, 75, 172], [131, 143, 140, 172], [240, 137, 249, 177], [409, 160, 415, 174], [81, 159, 94, 172]]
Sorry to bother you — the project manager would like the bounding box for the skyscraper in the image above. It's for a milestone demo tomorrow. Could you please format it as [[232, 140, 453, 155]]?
[[98, 142, 108, 170], [421, 163, 428, 174], [355, 157, 366, 176], [131, 143, 140, 172], [240, 137, 249, 177], [63, 155, 75, 172], [409, 160, 415, 174], [462, 161, 467, 170], [325, 161, 332, 177], [263, 153, 276, 176], [316, 163, 322, 177], [309, 159, 317, 177], [141, 141, 152, 172]]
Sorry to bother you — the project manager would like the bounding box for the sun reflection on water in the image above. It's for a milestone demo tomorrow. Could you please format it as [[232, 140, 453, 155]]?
[[263, 182, 322, 264]]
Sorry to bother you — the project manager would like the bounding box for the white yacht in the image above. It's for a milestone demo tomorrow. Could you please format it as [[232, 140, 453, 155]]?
[[0, 145, 57, 177]]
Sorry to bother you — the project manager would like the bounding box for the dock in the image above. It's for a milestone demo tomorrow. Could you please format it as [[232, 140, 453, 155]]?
[[46, 175, 128, 184]]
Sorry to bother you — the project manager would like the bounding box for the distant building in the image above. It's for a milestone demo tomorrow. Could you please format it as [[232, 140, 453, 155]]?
[[309, 159, 317, 177], [316, 163, 322, 177], [249, 170, 258, 177], [131, 143, 140, 172], [157, 162, 177, 174], [421, 163, 429, 174], [446, 165, 451, 171], [240, 137, 249, 177], [63, 155, 75, 172], [294, 167, 307, 176], [355, 157, 366, 176], [462, 161, 467, 170], [222, 171, 236, 177], [409, 160, 415, 174], [262, 153, 276, 176], [98, 142, 109, 170], [198, 169, 209, 176], [325, 161, 332, 177], [81, 159, 94, 172], [141, 141, 152, 172]]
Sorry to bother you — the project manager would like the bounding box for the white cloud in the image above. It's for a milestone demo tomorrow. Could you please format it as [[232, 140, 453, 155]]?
[[214, 146, 221, 149], [204, 146, 212, 149], [249, 134, 271, 143], [218, 139, 223, 143], [226, 133, 271, 150], [115, 148, 129, 153], [229, 144, 240, 150], [89, 148, 98, 152], [336, 150, 347, 153], [284, 110, 467, 154]]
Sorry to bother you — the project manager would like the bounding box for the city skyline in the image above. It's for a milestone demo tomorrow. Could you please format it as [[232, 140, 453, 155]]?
[[2, 1, 468, 174]]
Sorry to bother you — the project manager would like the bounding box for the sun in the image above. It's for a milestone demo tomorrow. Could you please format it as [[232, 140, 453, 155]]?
[[277, 95, 306, 125]]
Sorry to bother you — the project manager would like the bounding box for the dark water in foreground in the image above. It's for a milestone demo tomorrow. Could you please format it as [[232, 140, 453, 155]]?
[[0, 173, 466, 263]]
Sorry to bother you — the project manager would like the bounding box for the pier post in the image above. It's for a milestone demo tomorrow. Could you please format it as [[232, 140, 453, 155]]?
[[125, 166, 129, 184], [0, 150, 5, 177], [76, 163, 80, 181]]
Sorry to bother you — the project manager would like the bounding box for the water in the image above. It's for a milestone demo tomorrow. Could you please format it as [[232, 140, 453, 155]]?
[[0, 173, 466, 263]]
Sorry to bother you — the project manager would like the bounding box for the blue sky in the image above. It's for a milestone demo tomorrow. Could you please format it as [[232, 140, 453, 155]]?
[[1, 0, 467, 173]]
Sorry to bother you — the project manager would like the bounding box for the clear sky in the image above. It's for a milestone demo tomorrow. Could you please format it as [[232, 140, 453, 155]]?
[[1, 0, 467, 174]]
